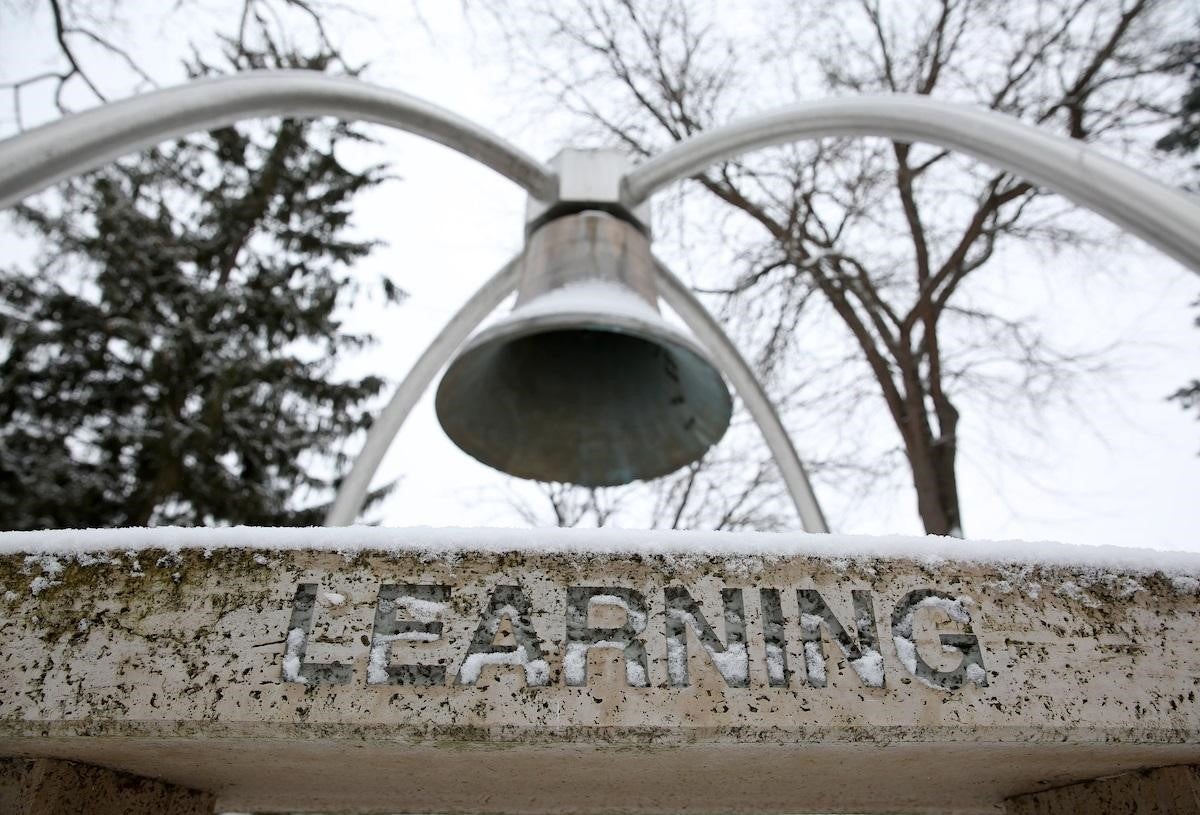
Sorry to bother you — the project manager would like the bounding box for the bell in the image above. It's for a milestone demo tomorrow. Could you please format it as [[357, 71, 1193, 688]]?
[[436, 210, 733, 487]]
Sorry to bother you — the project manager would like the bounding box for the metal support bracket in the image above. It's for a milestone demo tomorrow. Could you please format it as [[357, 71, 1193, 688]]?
[[524, 148, 652, 236]]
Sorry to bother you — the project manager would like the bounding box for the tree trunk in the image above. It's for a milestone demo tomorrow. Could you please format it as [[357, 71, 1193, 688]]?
[[905, 434, 960, 536], [898, 358, 962, 536]]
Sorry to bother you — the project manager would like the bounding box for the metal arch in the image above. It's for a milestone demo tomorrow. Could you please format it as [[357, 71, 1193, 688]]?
[[0, 70, 558, 209], [622, 94, 1200, 274], [653, 260, 829, 534], [23, 79, 1198, 532], [324, 256, 521, 527], [0, 69, 820, 531], [324, 251, 832, 533]]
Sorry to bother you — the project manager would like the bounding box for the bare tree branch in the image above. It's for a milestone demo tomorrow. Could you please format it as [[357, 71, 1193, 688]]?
[[476, 0, 1183, 534]]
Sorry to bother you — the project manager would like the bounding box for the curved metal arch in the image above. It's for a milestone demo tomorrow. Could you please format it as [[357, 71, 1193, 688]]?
[[23, 79, 1196, 532], [623, 94, 1200, 273], [653, 260, 829, 533], [0, 71, 825, 530], [0, 70, 558, 209], [324, 256, 521, 527], [326, 253, 831, 533]]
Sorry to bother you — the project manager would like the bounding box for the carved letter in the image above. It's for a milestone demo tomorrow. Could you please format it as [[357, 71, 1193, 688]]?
[[368, 584, 451, 686], [760, 588, 790, 687], [281, 583, 352, 685], [664, 587, 748, 688], [564, 587, 650, 687], [891, 589, 988, 691], [457, 585, 550, 687], [796, 589, 885, 688]]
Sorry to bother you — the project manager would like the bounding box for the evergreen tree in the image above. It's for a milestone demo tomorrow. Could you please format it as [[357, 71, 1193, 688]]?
[[0, 45, 402, 529], [1157, 41, 1200, 161], [1157, 38, 1200, 439]]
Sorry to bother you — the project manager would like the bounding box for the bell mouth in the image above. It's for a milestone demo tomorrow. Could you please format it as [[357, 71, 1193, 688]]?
[[436, 317, 733, 487]]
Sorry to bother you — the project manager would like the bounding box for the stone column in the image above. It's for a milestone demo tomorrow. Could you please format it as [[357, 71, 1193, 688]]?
[[1005, 764, 1200, 814], [0, 758, 214, 815]]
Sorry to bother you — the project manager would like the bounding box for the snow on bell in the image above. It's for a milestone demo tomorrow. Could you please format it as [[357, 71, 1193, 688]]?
[[436, 210, 733, 487]]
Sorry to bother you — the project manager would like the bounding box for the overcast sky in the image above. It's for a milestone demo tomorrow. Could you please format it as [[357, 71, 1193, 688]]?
[[1, 1, 1197, 550]]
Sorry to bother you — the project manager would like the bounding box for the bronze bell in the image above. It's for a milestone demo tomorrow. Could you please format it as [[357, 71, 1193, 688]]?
[[436, 210, 732, 486]]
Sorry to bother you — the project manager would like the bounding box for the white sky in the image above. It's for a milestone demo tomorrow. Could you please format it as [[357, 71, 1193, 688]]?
[[0, 1, 1197, 550]]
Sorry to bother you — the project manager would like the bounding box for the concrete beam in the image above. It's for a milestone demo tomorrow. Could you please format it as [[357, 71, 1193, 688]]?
[[1005, 764, 1200, 814], [0, 757, 214, 814], [0, 528, 1198, 813]]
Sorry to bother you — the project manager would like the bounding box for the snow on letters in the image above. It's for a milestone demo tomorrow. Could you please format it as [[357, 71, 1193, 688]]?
[[280, 581, 990, 692]]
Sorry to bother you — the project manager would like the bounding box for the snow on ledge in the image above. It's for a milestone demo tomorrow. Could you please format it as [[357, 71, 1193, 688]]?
[[0, 526, 1198, 576]]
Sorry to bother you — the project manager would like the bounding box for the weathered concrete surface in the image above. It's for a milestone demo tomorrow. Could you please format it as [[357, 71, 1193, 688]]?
[[1, 531, 1198, 813], [0, 757, 214, 814], [1005, 763, 1200, 813]]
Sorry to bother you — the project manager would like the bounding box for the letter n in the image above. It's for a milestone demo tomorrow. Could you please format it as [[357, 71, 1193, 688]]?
[[664, 587, 748, 688], [796, 589, 884, 688]]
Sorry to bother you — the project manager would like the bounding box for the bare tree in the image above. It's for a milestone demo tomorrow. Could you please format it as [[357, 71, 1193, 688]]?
[[507, 482, 627, 528], [481, 0, 1193, 534], [0, 0, 358, 130], [509, 445, 800, 531]]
